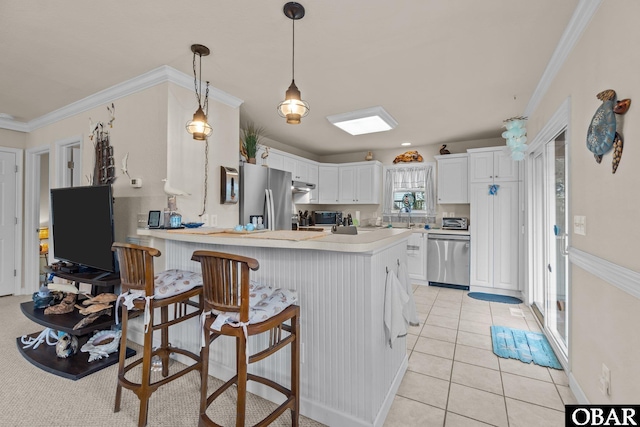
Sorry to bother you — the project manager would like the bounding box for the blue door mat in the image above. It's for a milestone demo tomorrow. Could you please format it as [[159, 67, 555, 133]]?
[[491, 326, 562, 369], [467, 292, 522, 304]]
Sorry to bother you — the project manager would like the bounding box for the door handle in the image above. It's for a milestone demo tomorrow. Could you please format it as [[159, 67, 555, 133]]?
[[561, 233, 569, 256], [548, 264, 552, 272]]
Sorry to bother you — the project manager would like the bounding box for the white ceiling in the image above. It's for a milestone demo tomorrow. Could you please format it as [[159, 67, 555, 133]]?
[[0, 0, 579, 155]]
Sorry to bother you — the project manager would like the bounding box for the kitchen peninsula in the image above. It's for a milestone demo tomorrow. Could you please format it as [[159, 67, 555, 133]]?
[[136, 227, 411, 427]]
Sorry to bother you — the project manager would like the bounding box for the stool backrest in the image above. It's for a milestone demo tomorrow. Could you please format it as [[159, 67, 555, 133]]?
[[112, 242, 160, 296], [191, 250, 259, 323]]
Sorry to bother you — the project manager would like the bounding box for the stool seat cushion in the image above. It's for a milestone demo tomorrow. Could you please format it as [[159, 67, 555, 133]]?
[[213, 281, 297, 325], [154, 269, 203, 299]]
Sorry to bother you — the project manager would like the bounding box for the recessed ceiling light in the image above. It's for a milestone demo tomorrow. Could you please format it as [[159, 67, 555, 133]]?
[[326, 106, 397, 136], [401, 142, 411, 146]]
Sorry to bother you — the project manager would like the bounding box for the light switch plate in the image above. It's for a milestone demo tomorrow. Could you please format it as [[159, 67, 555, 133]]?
[[574, 215, 586, 236]]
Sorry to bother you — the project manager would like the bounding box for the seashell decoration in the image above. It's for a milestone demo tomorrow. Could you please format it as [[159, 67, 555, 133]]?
[[81, 329, 122, 362], [56, 333, 79, 358]]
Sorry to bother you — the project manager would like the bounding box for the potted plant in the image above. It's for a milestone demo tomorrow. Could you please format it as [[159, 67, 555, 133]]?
[[241, 122, 265, 164]]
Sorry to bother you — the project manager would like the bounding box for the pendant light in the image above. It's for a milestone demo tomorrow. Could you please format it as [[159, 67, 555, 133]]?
[[277, 2, 309, 125], [186, 44, 212, 140]]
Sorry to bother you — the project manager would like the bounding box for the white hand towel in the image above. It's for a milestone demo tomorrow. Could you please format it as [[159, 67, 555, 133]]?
[[398, 261, 420, 326], [384, 270, 410, 348]]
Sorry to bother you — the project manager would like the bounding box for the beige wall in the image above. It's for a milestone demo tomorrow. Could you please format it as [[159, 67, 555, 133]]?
[[317, 137, 502, 164], [526, 1, 640, 403], [0, 128, 26, 148], [21, 81, 240, 269]]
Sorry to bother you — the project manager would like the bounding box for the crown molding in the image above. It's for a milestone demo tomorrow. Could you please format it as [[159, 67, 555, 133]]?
[[1, 65, 243, 133], [0, 117, 29, 132], [524, 0, 602, 117]]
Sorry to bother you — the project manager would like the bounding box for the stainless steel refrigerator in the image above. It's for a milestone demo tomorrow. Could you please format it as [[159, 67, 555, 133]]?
[[240, 163, 293, 230]]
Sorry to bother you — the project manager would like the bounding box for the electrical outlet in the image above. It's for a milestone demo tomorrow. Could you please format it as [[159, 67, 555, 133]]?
[[600, 363, 611, 395], [210, 214, 218, 227], [199, 214, 209, 226]]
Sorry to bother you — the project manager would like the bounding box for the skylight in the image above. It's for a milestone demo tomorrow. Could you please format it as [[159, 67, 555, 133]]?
[[326, 106, 397, 136]]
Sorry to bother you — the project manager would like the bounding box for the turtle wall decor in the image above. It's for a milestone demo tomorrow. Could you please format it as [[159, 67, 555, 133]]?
[[586, 89, 631, 173]]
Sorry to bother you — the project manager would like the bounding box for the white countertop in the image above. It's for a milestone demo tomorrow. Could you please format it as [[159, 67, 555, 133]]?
[[138, 227, 412, 254]]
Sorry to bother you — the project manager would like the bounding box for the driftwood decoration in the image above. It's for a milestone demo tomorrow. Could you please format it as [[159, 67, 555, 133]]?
[[393, 150, 424, 164], [89, 103, 117, 185]]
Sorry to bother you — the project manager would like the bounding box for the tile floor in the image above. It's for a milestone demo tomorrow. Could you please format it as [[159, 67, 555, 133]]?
[[384, 285, 577, 427]]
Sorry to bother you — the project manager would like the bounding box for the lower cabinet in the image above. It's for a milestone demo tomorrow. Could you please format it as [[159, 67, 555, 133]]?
[[407, 232, 427, 282], [470, 181, 520, 290]]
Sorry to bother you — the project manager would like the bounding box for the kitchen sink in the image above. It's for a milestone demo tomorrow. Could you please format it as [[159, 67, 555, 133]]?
[[388, 222, 420, 229]]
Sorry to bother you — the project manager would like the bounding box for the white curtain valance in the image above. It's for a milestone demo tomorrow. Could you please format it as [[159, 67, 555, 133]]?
[[384, 164, 435, 215]]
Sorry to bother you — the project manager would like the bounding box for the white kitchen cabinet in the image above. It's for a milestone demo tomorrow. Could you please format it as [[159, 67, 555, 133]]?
[[318, 165, 340, 203], [435, 154, 468, 204], [256, 147, 285, 170], [296, 162, 319, 205], [470, 180, 520, 290], [307, 163, 319, 203], [468, 148, 519, 183], [283, 155, 297, 176], [338, 163, 381, 204], [283, 155, 313, 182], [407, 232, 427, 282]]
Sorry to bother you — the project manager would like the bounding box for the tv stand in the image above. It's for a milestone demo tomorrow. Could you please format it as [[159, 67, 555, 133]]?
[[16, 267, 136, 380]]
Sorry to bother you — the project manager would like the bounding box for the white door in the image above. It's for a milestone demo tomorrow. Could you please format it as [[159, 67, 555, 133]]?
[[493, 181, 520, 290], [0, 150, 17, 296], [469, 182, 493, 287]]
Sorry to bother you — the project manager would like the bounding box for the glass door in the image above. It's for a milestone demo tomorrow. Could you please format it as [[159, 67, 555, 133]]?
[[547, 132, 568, 352], [529, 130, 568, 360], [530, 148, 545, 323]]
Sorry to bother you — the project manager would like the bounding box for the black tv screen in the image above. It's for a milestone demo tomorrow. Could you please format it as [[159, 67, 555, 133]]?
[[50, 185, 116, 272]]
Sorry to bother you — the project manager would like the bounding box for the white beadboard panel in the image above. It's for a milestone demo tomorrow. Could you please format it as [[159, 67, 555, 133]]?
[[154, 238, 408, 426]]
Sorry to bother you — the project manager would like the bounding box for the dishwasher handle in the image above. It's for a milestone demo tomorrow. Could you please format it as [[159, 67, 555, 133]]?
[[427, 233, 470, 241]]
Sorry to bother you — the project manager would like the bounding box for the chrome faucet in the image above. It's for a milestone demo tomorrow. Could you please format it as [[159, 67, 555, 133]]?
[[399, 208, 412, 228]]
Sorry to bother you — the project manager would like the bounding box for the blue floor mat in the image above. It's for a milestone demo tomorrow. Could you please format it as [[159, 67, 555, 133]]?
[[467, 292, 522, 304], [491, 325, 562, 369]]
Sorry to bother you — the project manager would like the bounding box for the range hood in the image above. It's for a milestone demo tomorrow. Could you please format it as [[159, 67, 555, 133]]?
[[292, 181, 316, 193]]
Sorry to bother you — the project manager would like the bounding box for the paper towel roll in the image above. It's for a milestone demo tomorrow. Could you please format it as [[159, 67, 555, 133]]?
[[355, 211, 360, 222]]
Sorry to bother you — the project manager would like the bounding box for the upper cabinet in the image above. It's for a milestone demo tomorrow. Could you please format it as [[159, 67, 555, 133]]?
[[468, 148, 520, 183], [435, 154, 468, 204], [253, 146, 381, 205], [338, 162, 382, 204], [318, 165, 339, 203]]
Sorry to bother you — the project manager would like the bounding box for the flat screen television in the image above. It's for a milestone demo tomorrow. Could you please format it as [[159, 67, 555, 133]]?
[[50, 185, 117, 273]]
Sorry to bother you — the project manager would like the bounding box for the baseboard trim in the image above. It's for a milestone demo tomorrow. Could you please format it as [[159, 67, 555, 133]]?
[[569, 248, 640, 300], [569, 370, 590, 404]]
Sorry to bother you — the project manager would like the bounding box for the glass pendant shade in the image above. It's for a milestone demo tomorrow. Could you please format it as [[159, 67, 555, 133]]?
[[278, 80, 309, 125], [186, 106, 212, 140]]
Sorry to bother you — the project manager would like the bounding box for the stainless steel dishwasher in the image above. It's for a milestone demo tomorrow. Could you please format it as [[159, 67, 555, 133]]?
[[427, 233, 470, 289]]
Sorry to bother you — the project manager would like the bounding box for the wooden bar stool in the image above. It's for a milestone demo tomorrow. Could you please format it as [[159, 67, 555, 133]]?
[[112, 242, 204, 427], [191, 250, 300, 427]]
